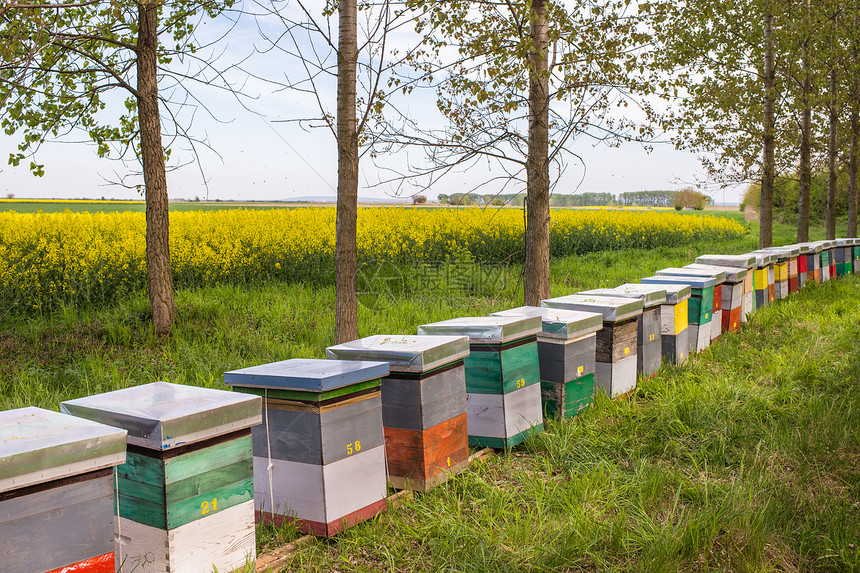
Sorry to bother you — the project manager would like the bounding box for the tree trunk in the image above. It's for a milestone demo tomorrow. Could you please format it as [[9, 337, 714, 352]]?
[[797, 13, 811, 243], [137, 0, 176, 336], [850, 87, 859, 237], [761, 8, 775, 248], [826, 65, 838, 240], [334, 0, 359, 343], [523, 0, 551, 305]]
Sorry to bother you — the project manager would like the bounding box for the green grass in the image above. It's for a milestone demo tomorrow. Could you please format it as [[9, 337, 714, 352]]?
[[1, 214, 858, 571]]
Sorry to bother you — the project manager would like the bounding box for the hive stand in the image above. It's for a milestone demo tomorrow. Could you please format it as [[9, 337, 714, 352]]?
[[1, 407, 126, 573], [224, 359, 388, 536], [641, 274, 717, 355], [694, 254, 757, 321], [655, 268, 726, 344], [541, 295, 643, 398], [685, 264, 748, 333], [325, 335, 471, 492], [61, 382, 261, 571], [577, 285, 666, 377], [417, 316, 544, 450], [491, 306, 603, 420]]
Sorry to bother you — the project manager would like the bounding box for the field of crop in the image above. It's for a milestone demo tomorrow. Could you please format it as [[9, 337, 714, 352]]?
[[0, 207, 745, 314]]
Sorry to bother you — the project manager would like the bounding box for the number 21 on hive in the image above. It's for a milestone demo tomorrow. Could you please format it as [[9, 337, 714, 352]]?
[[201, 498, 218, 516]]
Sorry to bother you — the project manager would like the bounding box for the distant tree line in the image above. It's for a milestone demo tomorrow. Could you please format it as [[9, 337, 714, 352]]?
[[437, 190, 712, 209]]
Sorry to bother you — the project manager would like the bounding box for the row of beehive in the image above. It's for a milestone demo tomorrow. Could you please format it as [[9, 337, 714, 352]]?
[[2, 238, 857, 573]]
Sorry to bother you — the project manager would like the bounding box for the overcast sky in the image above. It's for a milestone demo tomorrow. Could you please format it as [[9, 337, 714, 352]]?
[[0, 3, 748, 205]]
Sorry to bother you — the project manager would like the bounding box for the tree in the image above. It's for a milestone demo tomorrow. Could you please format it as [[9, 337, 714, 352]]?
[[1, 0, 237, 335], [390, 0, 654, 305], [651, 0, 800, 247], [254, 0, 419, 343]]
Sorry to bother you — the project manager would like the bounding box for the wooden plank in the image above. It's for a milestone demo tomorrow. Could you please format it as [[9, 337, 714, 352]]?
[[722, 306, 742, 332], [712, 284, 723, 311], [537, 335, 596, 384], [0, 475, 114, 573], [638, 307, 661, 343], [383, 413, 469, 487], [594, 355, 636, 398], [595, 318, 638, 363], [164, 436, 252, 485], [253, 457, 325, 523], [382, 366, 466, 431], [165, 477, 253, 530], [320, 444, 388, 524], [661, 331, 687, 364], [231, 378, 381, 403], [257, 497, 387, 538], [466, 384, 542, 443], [116, 500, 255, 573], [710, 310, 722, 340], [503, 383, 544, 438], [250, 395, 383, 465], [637, 339, 662, 377]]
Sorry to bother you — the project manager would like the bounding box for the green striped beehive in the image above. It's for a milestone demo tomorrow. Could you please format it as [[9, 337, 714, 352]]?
[[491, 306, 603, 420], [418, 316, 544, 450], [694, 254, 756, 320], [61, 382, 261, 573]]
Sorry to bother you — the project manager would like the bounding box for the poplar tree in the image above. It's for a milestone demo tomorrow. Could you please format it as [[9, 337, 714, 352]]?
[[1, 0, 237, 335]]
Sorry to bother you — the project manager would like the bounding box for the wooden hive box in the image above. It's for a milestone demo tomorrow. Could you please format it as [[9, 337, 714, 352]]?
[[224, 359, 387, 536], [653, 283, 691, 365], [655, 268, 725, 343], [685, 264, 747, 332], [1, 407, 126, 573], [417, 316, 544, 450], [814, 240, 835, 282], [797, 242, 822, 284], [491, 306, 603, 420], [835, 239, 854, 276], [765, 245, 801, 295], [325, 335, 470, 492], [751, 249, 788, 299], [61, 382, 261, 570], [578, 285, 666, 377], [792, 243, 811, 288], [641, 274, 716, 355], [744, 251, 777, 306], [695, 254, 757, 321], [541, 295, 643, 398], [853, 238, 860, 273]]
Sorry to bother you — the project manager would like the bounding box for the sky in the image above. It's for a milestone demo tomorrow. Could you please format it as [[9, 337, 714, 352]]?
[[0, 3, 749, 205]]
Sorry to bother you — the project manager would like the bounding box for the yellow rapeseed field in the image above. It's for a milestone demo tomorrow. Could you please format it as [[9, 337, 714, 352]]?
[[0, 207, 745, 311]]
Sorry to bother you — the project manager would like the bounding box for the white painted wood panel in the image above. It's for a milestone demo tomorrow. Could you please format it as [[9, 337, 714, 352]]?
[[466, 393, 505, 439], [116, 500, 255, 573], [253, 456, 326, 523], [503, 383, 543, 437], [321, 444, 387, 523]]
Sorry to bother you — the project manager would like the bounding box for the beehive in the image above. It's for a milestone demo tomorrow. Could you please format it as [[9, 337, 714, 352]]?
[[0, 407, 126, 573], [684, 263, 748, 332], [224, 359, 387, 536], [694, 254, 756, 321], [853, 238, 860, 273], [491, 306, 603, 420], [751, 249, 788, 299], [61, 382, 261, 569], [641, 274, 717, 355], [792, 243, 811, 288], [835, 238, 854, 276], [655, 267, 726, 343], [325, 335, 470, 491], [744, 251, 777, 306], [578, 285, 666, 377], [417, 316, 543, 449], [812, 240, 835, 282], [541, 295, 643, 398], [795, 242, 821, 284], [764, 245, 801, 295]]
